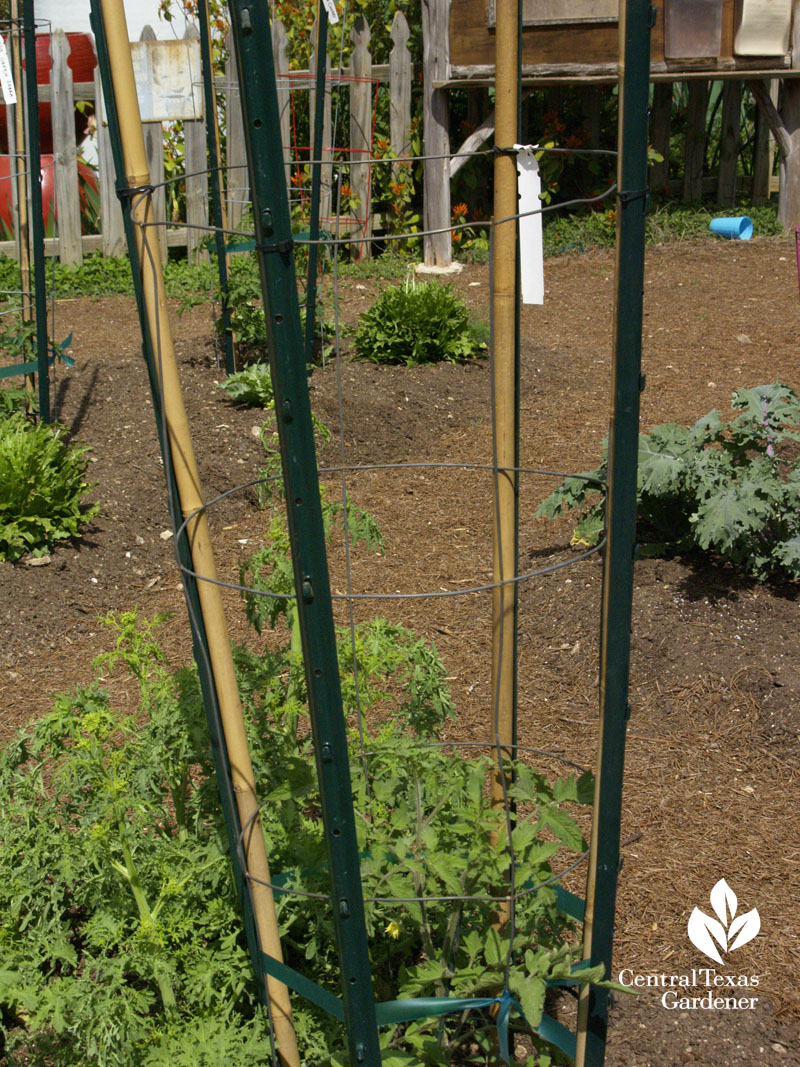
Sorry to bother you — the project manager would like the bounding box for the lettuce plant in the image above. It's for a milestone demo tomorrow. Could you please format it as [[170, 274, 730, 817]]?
[[0, 412, 97, 561]]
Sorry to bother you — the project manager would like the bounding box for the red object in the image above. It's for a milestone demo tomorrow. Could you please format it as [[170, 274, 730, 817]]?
[[0, 154, 98, 238], [0, 32, 97, 155]]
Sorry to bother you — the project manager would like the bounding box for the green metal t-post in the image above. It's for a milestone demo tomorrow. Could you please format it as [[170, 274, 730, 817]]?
[[227, 2, 381, 1063], [197, 0, 236, 375], [577, 2, 652, 1066], [23, 0, 50, 423], [304, 3, 328, 366]]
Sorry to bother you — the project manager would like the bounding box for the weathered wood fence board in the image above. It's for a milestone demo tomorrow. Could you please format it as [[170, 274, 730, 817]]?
[[350, 15, 373, 256], [309, 18, 333, 221], [50, 30, 82, 265], [224, 29, 248, 234], [140, 26, 168, 263]]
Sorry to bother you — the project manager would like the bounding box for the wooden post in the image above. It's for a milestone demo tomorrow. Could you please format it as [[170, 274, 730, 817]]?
[[752, 79, 777, 203], [309, 18, 332, 222], [272, 17, 291, 190], [349, 15, 372, 259], [422, 0, 451, 266], [649, 81, 671, 191], [96, 65, 126, 257], [225, 29, 248, 232], [96, 2, 301, 1062], [581, 84, 602, 147], [749, 75, 799, 227], [390, 10, 412, 171], [50, 30, 82, 264], [717, 80, 742, 207], [139, 26, 167, 262], [183, 25, 208, 263], [490, 0, 518, 939], [778, 13, 800, 228], [682, 79, 709, 202]]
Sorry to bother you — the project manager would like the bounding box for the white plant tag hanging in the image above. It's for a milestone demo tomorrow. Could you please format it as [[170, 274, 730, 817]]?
[[515, 145, 544, 305], [0, 37, 17, 105], [321, 0, 340, 25]]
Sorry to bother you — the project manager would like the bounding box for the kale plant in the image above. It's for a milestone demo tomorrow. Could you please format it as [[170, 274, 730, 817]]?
[[538, 383, 800, 581]]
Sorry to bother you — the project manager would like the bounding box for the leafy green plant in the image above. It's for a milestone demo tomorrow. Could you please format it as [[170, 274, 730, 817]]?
[[217, 362, 275, 408], [354, 276, 487, 366], [0, 611, 275, 1065], [0, 412, 98, 561], [0, 385, 31, 418], [538, 383, 800, 582], [0, 605, 597, 1066]]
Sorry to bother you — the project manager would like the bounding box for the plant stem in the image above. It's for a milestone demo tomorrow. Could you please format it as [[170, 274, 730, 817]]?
[[117, 824, 178, 1013]]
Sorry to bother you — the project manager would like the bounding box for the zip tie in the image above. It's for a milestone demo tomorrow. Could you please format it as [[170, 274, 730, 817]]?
[[257, 237, 294, 255], [617, 186, 649, 205], [115, 183, 155, 201]]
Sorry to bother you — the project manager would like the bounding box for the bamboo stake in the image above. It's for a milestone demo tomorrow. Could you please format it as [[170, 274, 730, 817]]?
[[489, 0, 519, 932], [96, 3, 300, 1063], [9, 0, 32, 403]]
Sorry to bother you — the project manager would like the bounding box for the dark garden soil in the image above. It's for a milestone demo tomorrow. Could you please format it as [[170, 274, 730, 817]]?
[[1, 240, 799, 1065]]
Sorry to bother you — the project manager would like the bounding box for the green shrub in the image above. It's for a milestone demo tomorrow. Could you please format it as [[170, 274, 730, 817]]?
[[0, 413, 98, 561], [354, 278, 487, 366], [538, 383, 800, 582]]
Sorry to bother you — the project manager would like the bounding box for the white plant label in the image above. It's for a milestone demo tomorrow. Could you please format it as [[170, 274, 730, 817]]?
[[515, 145, 544, 305], [0, 37, 17, 106], [322, 0, 340, 25]]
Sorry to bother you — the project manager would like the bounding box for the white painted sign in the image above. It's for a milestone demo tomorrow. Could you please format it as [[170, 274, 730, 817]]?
[[129, 37, 203, 121], [0, 37, 16, 105], [34, 0, 189, 42], [734, 0, 792, 56], [516, 145, 544, 305]]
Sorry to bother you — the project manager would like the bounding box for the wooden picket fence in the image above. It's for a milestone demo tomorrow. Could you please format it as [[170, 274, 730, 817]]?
[[0, 15, 413, 264], [1, 21, 780, 267]]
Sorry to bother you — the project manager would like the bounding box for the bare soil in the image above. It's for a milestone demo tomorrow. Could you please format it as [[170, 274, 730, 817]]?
[[1, 240, 799, 1065]]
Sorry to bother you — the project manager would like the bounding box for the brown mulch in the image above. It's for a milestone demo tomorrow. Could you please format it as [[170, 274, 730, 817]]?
[[2, 240, 800, 1065]]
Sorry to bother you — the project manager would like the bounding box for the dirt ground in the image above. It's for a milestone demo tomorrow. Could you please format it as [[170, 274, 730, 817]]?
[[1, 239, 799, 1065]]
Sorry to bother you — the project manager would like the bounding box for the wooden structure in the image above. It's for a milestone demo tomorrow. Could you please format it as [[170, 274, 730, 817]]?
[[2, 18, 413, 264], [448, 0, 796, 82], [420, 0, 800, 262]]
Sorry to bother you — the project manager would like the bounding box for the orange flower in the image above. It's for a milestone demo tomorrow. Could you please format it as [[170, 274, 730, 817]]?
[[452, 202, 468, 219]]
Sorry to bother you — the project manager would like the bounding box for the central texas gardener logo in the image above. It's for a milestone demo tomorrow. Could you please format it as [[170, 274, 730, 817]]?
[[688, 879, 761, 966]]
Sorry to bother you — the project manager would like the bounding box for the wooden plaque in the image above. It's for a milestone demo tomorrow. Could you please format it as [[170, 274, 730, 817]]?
[[488, 0, 618, 29]]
